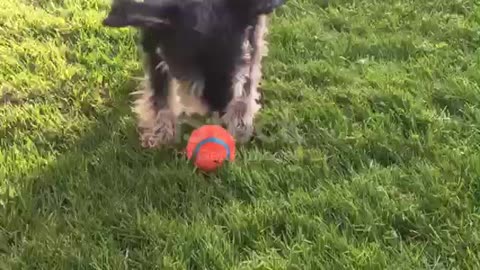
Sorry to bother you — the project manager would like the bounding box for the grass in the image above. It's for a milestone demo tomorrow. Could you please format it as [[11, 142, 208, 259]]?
[[1, 0, 480, 268]]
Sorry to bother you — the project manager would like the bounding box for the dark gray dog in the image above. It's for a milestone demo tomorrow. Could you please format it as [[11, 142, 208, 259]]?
[[102, 0, 286, 147]]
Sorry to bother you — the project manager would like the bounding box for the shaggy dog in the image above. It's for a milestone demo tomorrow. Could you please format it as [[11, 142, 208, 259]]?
[[102, 0, 286, 147]]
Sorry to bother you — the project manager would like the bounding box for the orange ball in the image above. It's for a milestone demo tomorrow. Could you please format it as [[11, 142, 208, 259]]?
[[186, 125, 236, 172]]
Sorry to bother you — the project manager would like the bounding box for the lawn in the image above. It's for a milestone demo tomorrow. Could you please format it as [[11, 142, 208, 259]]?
[[1, 0, 480, 268]]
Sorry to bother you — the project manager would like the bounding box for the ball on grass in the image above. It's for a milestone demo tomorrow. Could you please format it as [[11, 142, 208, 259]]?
[[186, 125, 236, 172]]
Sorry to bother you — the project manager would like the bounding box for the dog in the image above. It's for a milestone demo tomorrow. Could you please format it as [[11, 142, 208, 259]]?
[[102, 0, 286, 148]]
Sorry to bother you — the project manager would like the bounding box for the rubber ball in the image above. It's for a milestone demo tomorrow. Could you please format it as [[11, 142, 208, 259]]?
[[186, 125, 236, 172]]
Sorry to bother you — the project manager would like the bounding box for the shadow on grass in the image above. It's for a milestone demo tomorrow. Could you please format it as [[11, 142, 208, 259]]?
[[0, 80, 321, 268], [0, 84, 260, 264]]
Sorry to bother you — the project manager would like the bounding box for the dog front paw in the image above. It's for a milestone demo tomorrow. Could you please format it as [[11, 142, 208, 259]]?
[[222, 99, 254, 143], [229, 121, 254, 144], [139, 109, 177, 148]]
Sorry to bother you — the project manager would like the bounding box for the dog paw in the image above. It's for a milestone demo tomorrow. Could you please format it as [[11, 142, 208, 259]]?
[[139, 109, 177, 148], [222, 99, 254, 143], [229, 120, 254, 144]]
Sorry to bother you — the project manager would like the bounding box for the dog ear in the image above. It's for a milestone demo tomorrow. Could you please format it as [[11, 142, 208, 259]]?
[[252, 0, 286, 14], [230, 0, 286, 18], [102, 0, 180, 28]]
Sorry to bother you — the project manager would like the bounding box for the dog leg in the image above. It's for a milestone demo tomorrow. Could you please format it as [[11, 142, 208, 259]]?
[[222, 26, 254, 143], [223, 15, 268, 143], [133, 50, 177, 148]]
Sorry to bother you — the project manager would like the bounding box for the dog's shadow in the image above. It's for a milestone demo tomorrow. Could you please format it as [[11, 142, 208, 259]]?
[[2, 92, 264, 250]]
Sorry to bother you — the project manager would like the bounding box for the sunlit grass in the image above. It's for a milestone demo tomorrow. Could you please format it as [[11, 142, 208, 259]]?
[[1, 0, 480, 268]]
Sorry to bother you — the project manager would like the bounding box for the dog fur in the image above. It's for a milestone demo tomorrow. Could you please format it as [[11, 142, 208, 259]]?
[[102, 0, 286, 147]]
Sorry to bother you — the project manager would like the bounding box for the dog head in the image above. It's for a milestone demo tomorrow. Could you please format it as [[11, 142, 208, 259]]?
[[102, 0, 286, 33]]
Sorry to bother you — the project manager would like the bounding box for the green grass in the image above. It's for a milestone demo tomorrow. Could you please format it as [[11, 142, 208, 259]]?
[[1, 0, 480, 268]]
